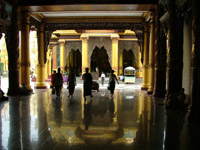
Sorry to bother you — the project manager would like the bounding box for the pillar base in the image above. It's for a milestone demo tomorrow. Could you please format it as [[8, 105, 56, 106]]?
[[153, 90, 166, 97], [186, 107, 200, 123], [165, 93, 186, 109], [141, 87, 148, 91], [21, 84, 33, 92], [147, 91, 153, 95], [7, 88, 21, 96], [35, 82, 47, 89]]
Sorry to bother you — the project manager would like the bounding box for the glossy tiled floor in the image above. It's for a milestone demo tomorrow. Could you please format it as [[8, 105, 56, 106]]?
[[0, 83, 200, 150]]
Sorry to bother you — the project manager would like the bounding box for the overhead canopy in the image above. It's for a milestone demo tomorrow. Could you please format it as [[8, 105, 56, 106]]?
[[124, 66, 135, 70]]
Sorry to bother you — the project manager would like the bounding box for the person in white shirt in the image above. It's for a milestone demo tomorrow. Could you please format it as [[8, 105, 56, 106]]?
[[100, 72, 105, 86]]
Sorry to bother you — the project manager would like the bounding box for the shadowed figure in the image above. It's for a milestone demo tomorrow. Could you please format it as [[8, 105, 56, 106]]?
[[108, 70, 119, 97], [108, 98, 115, 122], [53, 68, 63, 99], [67, 69, 76, 98], [82, 68, 93, 101], [53, 100, 63, 126], [83, 100, 93, 130]]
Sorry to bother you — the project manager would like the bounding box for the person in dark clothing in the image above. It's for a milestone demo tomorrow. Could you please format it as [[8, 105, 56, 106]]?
[[0, 89, 8, 101], [53, 68, 63, 99], [82, 68, 93, 101], [108, 70, 119, 97], [67, 69, 76, 98]]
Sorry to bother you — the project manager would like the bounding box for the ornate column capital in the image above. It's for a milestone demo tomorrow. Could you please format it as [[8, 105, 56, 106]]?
[[21, 11, 31, 24], [80, 34, 89, 40], [150, 10, 155, 23], [58, 39, 65, 43], [143, 23, 148, 32], [40, 22, 45, 32], [111, 34, 119, 43]]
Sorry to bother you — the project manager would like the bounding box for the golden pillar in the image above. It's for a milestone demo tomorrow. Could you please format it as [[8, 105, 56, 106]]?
[[111, 35, 119, 76], [148, 12, 155, 94], [45, 61, 48, 80], [138, 46, 143, 78], [141, 24, 149, 90], [46, 46, 52, 78], [70, 50, 74, 70], [67, 54, 70, 73], [20, 11, 32, 90], [119, 53, 123, 75], [59, 39, 65, 73], [81, 36, 89, 74], [35, 22, 47, 89], [48, 49, 52, 77]]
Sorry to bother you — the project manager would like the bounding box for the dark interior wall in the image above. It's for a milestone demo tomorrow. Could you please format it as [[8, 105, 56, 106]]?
[[88, 37, 112, 64], [118, 40, 139, 65], [65, 41, 82, 59]]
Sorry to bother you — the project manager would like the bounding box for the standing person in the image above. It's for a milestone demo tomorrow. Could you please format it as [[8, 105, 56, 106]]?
[[108, 70, 119, 97], [67, 69, 76, 98], [53, 68, 63, 99], [51, 70, 56, 88], [82, 68, 93, 101], [100, 72, 105, 86]]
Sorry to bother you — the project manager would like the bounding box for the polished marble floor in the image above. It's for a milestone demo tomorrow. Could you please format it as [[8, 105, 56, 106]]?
[[0, 83, 200, 150]]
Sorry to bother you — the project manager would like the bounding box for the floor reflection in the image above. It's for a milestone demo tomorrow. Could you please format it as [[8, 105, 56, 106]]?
[[0, 86, 199, 149]]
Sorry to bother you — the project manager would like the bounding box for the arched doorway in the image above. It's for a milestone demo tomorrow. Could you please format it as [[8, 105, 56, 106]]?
[[90, 46, 111, 75], [66, 49, 82, 76], [123, 49, 137, 73]]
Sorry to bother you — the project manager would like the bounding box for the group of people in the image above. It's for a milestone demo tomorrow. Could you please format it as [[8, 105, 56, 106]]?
[[51, 68, 76, 99], [51, 67, 119, 100]]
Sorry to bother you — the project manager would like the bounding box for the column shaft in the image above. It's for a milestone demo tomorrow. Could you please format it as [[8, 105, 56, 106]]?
[[148, 12, 155, 94], [187, 0, 200, 122], [67, 54, 70, 73], [6, 6, 20, 95], [48, 51, 52, 77], [20, 11, 32, 90], [141, 24, 149, 90], [35, 23, 46, 89], [138, 46, 143, 78], [167, 0, 183, 95], [119, 53, 123, 75], [111, 37, 119, 76], [59, 40, 65, 73], [153, 5, 167, 97], [82, 37, 89, 74]]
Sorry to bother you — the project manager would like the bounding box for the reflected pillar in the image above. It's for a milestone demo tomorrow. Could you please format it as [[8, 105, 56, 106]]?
[[148, 12, 155, 94], [111, 35, 119, 76], [35, 22, 47, 89], [20, 11, 32, 90], [81, 36, 89, 74], [59, 39, 65, 73], [8, 99, 21, 148], [21, 96, 31, 148], [141, 24, 149, 90], [6, 6, 20, 95], [187, 0, 200, 122]]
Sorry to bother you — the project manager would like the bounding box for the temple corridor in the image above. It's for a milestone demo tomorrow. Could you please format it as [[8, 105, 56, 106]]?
[[0, 84, 199, 150]]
